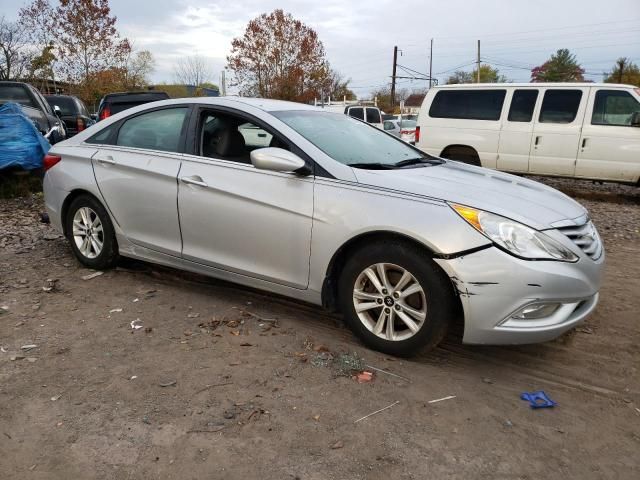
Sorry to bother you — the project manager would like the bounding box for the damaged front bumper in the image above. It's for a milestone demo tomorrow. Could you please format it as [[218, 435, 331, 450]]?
[[434, 245, 605, 345]]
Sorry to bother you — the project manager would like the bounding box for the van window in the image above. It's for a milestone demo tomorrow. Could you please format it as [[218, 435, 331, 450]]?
[[366, 108, 381, 124], [348, 107, 364, 120], [508, 90, 538, 122], [591, 90, 640, 126], [539, 90, 582, 124], [429, 90, 506, 121]]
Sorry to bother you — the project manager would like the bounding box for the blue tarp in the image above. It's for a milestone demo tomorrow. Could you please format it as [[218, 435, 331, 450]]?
[[0, 102, 50, 171]]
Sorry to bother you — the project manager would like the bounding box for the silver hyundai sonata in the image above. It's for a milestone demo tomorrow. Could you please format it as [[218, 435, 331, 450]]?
[[42, 97, 604, 356]]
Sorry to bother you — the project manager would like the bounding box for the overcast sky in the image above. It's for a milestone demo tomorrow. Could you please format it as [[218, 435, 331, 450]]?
[[2, 0, 639, 97]]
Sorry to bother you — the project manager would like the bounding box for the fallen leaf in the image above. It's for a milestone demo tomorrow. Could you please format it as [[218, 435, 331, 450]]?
[[330, 440, 344, 449]]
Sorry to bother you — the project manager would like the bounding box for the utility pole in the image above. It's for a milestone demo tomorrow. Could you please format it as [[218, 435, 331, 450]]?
[[429, 38, 433, 89], [476, 40, 481, 83], [391, 46, 398, 107]]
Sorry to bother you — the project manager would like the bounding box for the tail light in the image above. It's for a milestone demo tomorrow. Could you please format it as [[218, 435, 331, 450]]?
[[415, 126, 420, 143], [76, 116, 85, 132], [99, 105, 111, 120], [43, 154, 62, 171]]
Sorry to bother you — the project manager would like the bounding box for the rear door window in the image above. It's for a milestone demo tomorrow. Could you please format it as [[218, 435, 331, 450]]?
[[429, 90, 506, 120], [591, 90, 640, 126], [539, 90, 583, 124], [507, 90, 538, 122], [366, 108, 381, 124], [348, 107, 364, 120], [116, 107, 188, 152]]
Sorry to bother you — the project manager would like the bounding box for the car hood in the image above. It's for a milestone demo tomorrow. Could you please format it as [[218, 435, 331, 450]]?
[[352, 161, 587, 230]]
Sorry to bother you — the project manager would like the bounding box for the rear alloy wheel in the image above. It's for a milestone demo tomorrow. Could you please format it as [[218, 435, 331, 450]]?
[[65, 195, 118, 269], [338, 241, 455, 356]]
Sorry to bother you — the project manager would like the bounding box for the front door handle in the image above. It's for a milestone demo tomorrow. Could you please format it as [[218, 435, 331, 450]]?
[[180, 175, 208, 187], [96, 155, 116, 165], [534, 136, 541, 146], [581, 138, 588, 149]]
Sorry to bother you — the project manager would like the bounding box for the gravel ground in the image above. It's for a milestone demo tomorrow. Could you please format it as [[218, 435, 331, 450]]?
[[1, 181, 639, 479]]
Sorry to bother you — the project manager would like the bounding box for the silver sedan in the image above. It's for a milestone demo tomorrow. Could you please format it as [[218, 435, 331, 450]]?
[[42, 97, 604, 356]]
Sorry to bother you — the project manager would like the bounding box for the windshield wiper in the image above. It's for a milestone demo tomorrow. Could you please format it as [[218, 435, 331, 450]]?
[[393, 157, 444, 168], [348, 162, 397, 170]]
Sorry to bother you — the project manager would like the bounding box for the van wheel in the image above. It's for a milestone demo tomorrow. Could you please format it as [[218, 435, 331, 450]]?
[[65, 194, 118, 269], [338, 241, 455, 357], [441, 146, 481, 166]]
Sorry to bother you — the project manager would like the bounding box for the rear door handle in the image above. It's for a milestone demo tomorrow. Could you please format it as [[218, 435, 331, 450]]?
[[96, 155, 116, 165], [180, 175, 208, 187], [534, 136, 541, 146], [581, 138, 588, 149]]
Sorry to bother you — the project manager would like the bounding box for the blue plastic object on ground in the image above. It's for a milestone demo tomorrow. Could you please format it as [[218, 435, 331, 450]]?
[[0, 102, 50, 171], [521, 390, 556, 409]]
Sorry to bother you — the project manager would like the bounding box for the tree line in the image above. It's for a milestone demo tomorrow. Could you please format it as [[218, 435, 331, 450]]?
[[1, 2, 638, 110]]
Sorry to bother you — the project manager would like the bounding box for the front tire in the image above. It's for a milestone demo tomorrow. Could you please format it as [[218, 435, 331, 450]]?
[[65, 194, 118, 269], [338, 241, 456, 357]]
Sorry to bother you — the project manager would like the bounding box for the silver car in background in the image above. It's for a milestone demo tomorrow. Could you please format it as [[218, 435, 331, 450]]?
[[42, 97, 604, 356]]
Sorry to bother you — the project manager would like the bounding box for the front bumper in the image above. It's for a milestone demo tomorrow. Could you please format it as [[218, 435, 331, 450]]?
[[434, 245, 604, 345]]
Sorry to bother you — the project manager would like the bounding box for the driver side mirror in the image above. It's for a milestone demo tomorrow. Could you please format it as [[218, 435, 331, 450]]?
[[631, 111, 640, 127], [53, 105, 62, 117], [250, 147, 310, 175]]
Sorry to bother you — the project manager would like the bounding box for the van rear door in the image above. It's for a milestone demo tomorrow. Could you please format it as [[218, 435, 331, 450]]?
[[575, 87, 640, 182], [529, 87, 589, 176]]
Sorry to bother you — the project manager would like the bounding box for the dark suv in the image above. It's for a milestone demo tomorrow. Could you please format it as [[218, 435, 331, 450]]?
[[0, 81, 66, 144], [97, 91, 170, 121], [45, 94, 93, 137]]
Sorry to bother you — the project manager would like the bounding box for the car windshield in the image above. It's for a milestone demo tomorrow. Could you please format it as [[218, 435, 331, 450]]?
[[273, 110, 430, 167], [0, 85, 35, 107]]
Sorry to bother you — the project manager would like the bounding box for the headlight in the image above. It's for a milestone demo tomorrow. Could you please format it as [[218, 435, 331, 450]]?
[[450, 204, 578, 262]]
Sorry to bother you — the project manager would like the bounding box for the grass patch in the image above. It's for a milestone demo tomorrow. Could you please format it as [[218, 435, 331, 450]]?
[[0, 171, 43, 199]]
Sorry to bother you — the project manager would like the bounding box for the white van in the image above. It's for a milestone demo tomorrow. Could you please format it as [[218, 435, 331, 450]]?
[[416, 83, 640, 184]]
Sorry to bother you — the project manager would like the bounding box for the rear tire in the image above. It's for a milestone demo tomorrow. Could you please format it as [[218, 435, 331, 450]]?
[[65, 194, 118, 269], [338, 241, 456, 357]]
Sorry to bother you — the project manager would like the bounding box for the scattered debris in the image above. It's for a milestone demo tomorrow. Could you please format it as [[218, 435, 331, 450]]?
[[504, 419, 514, 427], [330, 440, 344, 449], [354, 400, 400, 423], [193, 382, 234, 395], [0, 346, 6, 353], [142, 416, 151, 425], [428, 395, 457, 404], [109, 308, 123, 313], [10, 355, 24, 361], [576, 326, 594, 334], [240, 342, 254, 347], [354, 371, 374, 383], [42, 278, 58, 292], [334, 352, 365, 377], [26, 357, 38, 363], [133, 298, 139, 303], [144, 327, 153, 334], [313, 415, 320, 421], [482, 377, 494, 384], [187, 312, 200, 318], [365, 364, 410, 382], [520, 391, 556, 409], [81, 271, 104, 281], [21, 344, 37, 351], [130, 319, 143, 330], [159, 380, 177, 387], [130, 376, 138, 380], [51, 394, 61, 401]]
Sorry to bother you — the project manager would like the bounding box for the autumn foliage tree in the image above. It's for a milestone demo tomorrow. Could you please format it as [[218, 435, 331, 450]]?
[[604, 57, 640, 87], [531, 49, 585, 82], [228, 10, 347, 103]]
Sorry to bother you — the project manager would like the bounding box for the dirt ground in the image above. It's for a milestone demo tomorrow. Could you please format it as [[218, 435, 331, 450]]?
[[1, 178, 639, 479]]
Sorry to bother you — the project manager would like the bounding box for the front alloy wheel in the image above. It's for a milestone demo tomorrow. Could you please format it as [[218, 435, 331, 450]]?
[[353, 263, 427, 341], [338, 241, 455, 356]]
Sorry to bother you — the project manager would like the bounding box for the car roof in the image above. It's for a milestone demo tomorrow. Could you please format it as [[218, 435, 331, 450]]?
[[435, 82, 635, 89], [125, 96, 322, 112]]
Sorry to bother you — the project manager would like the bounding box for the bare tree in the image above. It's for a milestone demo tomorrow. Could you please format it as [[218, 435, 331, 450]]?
[[173, 55, 213, 87], [0, 16, 31, 80]]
